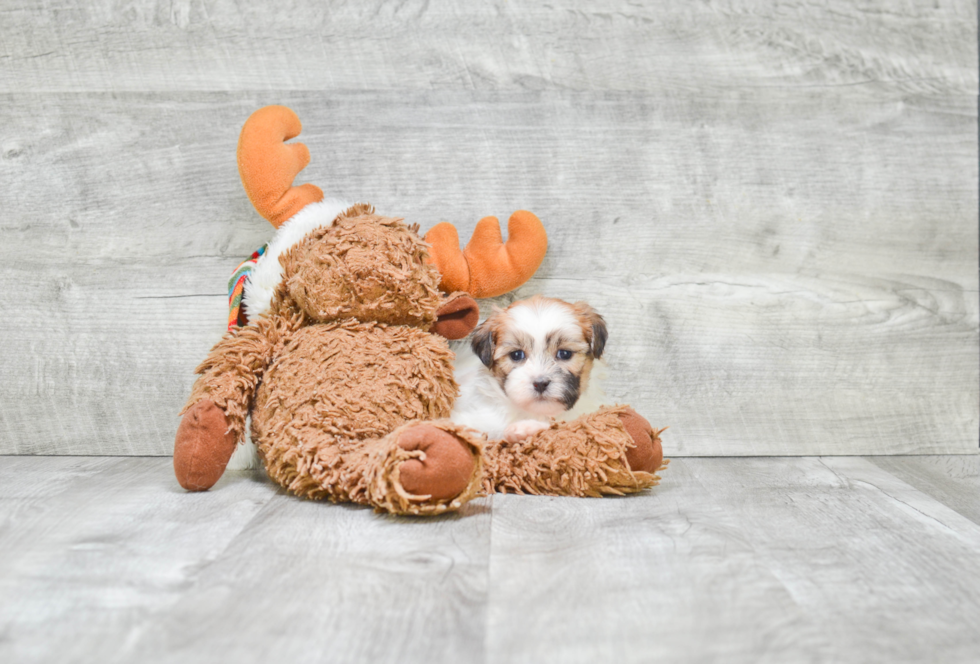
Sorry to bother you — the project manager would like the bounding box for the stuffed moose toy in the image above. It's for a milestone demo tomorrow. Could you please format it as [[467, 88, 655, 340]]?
[[173, 105, 666, 515]]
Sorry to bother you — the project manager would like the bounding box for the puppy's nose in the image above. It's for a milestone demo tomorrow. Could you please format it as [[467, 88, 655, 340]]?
[[533, 379, 551, 394]]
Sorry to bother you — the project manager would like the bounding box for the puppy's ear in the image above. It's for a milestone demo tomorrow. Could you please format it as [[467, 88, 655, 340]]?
[[591, 316, 608, 359], [574, 302, 608, 359], [470, 319, 496, 368]]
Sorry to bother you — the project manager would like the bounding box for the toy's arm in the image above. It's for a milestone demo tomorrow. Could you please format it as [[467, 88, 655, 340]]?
[[174, 312, 297, 490], [425, 210, 548, 299], [482, 406, 667, 497], [183, 324, 273, 436]]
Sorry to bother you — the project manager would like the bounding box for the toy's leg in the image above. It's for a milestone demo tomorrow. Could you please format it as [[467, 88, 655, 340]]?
[[483, 405, 667, 497], [182, 324, 277, 444], [259, 419, 485, 516], [173, 400, 237, 491]]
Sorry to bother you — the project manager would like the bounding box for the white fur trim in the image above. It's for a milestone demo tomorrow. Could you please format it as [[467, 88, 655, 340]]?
[[242, 198, 352, 320]]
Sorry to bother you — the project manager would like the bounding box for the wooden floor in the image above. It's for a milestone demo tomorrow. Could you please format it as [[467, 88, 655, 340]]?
[[2, 455, 978, 663]]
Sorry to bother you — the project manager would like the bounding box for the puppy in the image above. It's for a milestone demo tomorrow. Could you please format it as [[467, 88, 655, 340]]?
[[450, 295, 608, 442]]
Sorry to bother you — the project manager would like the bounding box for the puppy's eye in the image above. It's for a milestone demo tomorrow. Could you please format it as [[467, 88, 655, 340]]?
[[556, 349, 573, 361], [509, 350, 526, 362]]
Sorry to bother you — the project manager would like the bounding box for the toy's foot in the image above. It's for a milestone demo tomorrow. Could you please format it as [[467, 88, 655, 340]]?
[[618, 408, 665, 473], [174, 399, 237, 491], [396, 424, 477, 501]]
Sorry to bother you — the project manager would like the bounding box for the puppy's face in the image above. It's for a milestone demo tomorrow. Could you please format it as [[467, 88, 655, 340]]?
[[471, 296, 607, 416]]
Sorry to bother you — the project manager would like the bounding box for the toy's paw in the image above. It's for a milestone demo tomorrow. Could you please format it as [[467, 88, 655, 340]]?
[[504, 419, 550, 443], [174, 400, 238, 491], [618, 408, 665, 473], [396, 424, 477, 501]]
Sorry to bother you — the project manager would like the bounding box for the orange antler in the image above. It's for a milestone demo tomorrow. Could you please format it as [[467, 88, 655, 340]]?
[[426, 210, 548, 298], [237, 105, 324, 228]]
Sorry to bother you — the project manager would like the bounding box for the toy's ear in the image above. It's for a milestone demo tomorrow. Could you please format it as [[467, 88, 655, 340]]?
[[431, 293, 479, 340], [425, 210, 547, 298]]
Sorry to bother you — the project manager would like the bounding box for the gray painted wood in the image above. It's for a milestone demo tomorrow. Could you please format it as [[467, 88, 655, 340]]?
[[868, 454, 980, 526], [2, 90, 975, 456], [0, 1, 974, 95], [0, 456, 277, 664], [124, 496, 492, 664], [2, 455, 980, 663], [0, 456, 491, 664], [0, 1, 976, 456], [486, 456, 980, 664]]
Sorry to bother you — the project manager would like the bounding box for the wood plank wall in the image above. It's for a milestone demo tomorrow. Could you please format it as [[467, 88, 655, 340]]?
[[0, 1, 976, 456]]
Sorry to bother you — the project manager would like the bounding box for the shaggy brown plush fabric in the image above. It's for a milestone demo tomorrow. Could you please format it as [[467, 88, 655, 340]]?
[[482, 405, 666, 497], [184, 297, 308, 443], [178, 208, 489, 512], [252, 320, 457, 463], [285, 207, 444, 329], [176, 202, 664, 513], [249, 320, 483, 513]]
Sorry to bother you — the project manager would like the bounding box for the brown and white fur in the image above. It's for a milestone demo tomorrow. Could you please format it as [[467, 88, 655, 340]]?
[[450, 296, 609, 442]]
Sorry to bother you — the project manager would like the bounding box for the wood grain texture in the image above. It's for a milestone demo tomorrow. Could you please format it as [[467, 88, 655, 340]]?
[[3, 456, 980, 663], [122, 495, 493, 664], [486, 457, 980, 663], [1, 87, 975, 455], [0, 456, 277, 663], [868, 454, 980, 526], [1, 1, 977, 456], [0, 457, 492, 664], [0, 0, 975, 95]]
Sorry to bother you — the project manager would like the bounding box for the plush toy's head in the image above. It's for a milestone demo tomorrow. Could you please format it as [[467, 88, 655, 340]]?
[[281, 207, 443, 328]]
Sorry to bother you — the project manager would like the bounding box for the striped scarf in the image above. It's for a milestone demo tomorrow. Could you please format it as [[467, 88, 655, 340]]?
[[228, 245, 267, 330]]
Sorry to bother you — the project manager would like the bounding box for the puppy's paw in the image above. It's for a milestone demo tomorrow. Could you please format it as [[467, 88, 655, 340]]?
[[504, 419, 550, 443]]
